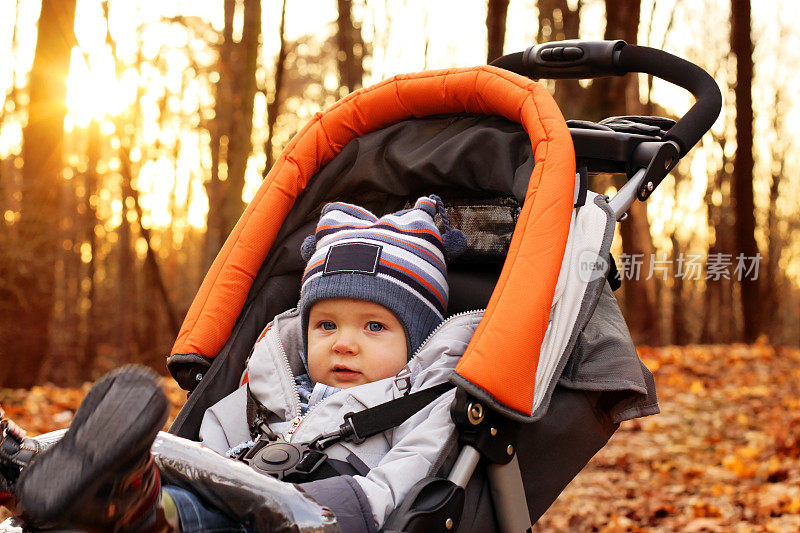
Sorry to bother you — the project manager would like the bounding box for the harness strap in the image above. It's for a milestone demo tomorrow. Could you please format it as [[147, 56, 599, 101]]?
[[310, 455, 370, 478], [242, 382, 453, 482], [246, 382, 453, 446], [336, 383, 454, 444], [343, 452, 371, 476], [246, 385, 278, 440]]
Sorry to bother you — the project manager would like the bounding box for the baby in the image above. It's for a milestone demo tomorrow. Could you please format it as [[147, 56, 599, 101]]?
[[5, 195, 469, 533]]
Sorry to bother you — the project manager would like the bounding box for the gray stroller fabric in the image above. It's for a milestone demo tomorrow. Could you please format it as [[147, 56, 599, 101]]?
[[559, 282, 659, 423]]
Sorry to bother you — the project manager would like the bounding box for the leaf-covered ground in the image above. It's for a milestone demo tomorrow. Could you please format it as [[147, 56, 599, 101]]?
[[2, 344, 800, 531], [534, 344, 800, 532]]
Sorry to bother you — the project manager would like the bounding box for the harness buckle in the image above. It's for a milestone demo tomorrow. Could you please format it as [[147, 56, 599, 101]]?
[[340, 412, 366, 444], [240, 439, 329, 481]]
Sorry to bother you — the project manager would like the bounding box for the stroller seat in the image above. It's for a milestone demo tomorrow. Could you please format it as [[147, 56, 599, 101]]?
[[165, 66, 655, 532], [1, 40, 719, 533], [163, 40, 719, 532]]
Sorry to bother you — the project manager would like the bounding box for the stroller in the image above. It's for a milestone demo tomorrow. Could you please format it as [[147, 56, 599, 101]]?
[[1, 40, 720, 532]]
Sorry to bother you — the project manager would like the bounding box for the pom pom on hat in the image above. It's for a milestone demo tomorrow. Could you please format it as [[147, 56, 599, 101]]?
[[442, 228, 466, 260], [428, 194, 466, 260], [300, 234, 317, 262]]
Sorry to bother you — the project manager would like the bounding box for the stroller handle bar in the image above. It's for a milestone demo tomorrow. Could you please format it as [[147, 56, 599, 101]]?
[[491, 40, 722, 157]]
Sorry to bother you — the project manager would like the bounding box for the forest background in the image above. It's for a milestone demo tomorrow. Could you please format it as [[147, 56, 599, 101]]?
[[1, 0, 797, 386], [2, 0, 800, 530]]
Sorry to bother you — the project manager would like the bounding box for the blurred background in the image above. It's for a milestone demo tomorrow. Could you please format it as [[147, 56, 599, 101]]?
[[4, 2, 800, 529], [0, 0, 798, 388]]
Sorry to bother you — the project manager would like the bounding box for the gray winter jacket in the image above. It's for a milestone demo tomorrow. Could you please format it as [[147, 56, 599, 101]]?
[[200, 307, 483, 532]]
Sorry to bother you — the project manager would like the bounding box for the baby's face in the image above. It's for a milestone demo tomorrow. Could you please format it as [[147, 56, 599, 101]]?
[[307, 298, 407, 388]]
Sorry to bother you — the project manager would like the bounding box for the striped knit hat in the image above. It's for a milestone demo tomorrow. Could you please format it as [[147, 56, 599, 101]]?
[[299, 195, 466, 358]]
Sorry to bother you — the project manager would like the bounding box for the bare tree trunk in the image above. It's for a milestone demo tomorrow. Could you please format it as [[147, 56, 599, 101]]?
[[205, 0, 261, 269], [222, 0, 260, 234], [668, 167, 690, 345], [486, 0, 510, 63], [701, 137, 736, 344], [119, 154, 180, 338], [103, 13, 181, 347], [642, 0, 678, 114], [537, 0, 581, 42], [48, 168, 81, 383], [764, 159, 782, 341], [618, 200, 662, 345], [2, 0, 77, 388], [670, 233, 688, 344], [336, 0, 365, 94], [264, 0, 288, 173], [118, 199, 134, 363], [1, 3, 23, 360], [80, 119, 101, 369], [730, 0, 760, 342], [719, 211, 737, 342], [701, 158, 722, 344], [598, 0, 662, 345], [764, 86, 786, 342], [586, 0, 642, 121], [422, 8, 430, 70]]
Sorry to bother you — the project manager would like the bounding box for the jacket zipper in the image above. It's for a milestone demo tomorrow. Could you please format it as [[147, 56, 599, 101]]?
[[273, 331, 302, 423], [410, 309, 485, 359], [285, 397, 328, 442], [285, 309, 485, 443], [272, 325, 333, 442]]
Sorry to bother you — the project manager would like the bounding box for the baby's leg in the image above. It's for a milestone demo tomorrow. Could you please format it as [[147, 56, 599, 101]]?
[[14, 366, 172, 531], [162, 485, 257, 533]]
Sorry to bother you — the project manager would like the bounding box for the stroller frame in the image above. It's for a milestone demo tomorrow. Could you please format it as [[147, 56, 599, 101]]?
[[0, 40, 720, 533], [382, 40, 721, 532]]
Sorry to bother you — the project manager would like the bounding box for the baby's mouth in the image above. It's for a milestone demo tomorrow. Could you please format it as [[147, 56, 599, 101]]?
[[332, 365, 361, 380]]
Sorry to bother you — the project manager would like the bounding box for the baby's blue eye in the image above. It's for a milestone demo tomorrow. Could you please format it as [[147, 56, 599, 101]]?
[[367, 322, 384, 332], [320, 321, 336, 331]]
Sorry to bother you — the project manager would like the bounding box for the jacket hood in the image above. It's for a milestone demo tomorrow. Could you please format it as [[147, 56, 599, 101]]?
[[246, 308, 484, 420]]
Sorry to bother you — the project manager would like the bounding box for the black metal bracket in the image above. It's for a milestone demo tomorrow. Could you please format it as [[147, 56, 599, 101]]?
[[450, 389, 518, 465], [380, 393, 522, 532], [629, 140, 680, 201], [381, 477, 465, 533]]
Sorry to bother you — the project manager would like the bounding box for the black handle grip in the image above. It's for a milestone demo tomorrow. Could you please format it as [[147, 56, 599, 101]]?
[[615, 45, 721, 156], [490, 40, 722, 156], [523, 40, 627, 78], [490, 40, 627, 79]]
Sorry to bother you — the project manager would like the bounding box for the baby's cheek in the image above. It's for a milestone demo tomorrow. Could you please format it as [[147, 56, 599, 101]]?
[[306, 347, 325, 382], [379, 356, 407, 380]]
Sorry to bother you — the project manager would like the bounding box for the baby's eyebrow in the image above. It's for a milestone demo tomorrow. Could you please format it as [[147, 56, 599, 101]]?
[[310, 315, 337, 323], [360, 315, 389, 324]]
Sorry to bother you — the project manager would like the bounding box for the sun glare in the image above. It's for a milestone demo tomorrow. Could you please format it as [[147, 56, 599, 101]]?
[[64, 46, 123, 129]]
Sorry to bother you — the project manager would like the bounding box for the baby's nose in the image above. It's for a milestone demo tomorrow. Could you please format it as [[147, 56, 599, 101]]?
[[332, 331, 358, 353]]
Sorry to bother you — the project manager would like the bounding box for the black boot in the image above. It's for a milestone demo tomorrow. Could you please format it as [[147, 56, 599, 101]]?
[[0, 408, 44, 508], [15, 365, 170, 532]]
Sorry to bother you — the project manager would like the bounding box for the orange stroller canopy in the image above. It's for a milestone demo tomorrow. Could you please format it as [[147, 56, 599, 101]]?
[[170, 66, 576, 418]]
